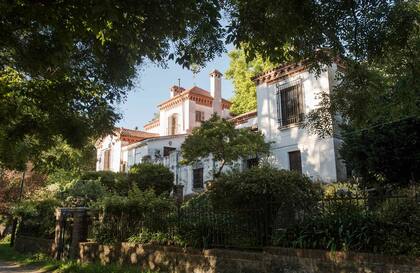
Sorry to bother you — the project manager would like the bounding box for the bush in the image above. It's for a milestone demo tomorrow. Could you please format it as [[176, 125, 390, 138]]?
[[92, 186, 176, 243], [275, 201, 380, 252], [12, 198, 59, 239], [128, 163, 174, 195], [208, 165, 320, 222], [376, 197, 420, 256], [80, 171, 130, 196], [274, 189, 420, 256], [61, 179, 107, 207], [128, 227, 186, 247]]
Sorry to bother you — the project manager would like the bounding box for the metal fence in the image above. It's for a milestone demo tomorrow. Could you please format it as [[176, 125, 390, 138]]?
[[90, 192, 419, 250]]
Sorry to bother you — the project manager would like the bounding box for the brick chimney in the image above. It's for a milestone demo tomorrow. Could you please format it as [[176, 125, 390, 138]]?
[[209, 69, 222, 116], [170, 85, 184, 98]]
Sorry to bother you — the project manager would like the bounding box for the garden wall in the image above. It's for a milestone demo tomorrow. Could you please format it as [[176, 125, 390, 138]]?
[[14, 235, 54, 255], [79, 242, 420, 273]]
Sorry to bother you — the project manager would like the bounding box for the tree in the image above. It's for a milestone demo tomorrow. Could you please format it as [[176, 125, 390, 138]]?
[[128, 163, 174, 196], [181, 114, 270, 177], [224, 0, 420, 127], [0, 1, 225, 170], [225, 48, 276, 115], [224, 1, 420, 187], [340, 118, 420, 189]]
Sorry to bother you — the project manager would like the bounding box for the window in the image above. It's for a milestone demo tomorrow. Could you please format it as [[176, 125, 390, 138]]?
[[168, 114, 178, 135], [276, 82, 304, 127], [193, 168, 204, 189], [288, 150, 302, 174], [103, 149, 111, 170], [246, 157, 259, 169], [163, 146, 176, 157], [195, 111, 205, 122]]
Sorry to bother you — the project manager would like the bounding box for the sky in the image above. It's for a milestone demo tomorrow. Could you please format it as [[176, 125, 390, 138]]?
[[116, 46, 235, 130]]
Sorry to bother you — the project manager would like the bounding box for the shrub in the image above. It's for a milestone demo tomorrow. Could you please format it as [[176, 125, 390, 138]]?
[[275, 201, 380, 252], [92, 186, 176, 243], [274, 189, 420, 256], [376, 197, 420, 256], [12, 198, 59, 239], [61, 179, 107, 207], [208, 165, 320, 223], [128, 163, 174, 195], [128, 227, 186, 247], [80, 171, 130, 196]]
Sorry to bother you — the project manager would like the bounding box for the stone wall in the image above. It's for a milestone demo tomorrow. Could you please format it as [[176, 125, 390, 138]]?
[[79, 242, 420, 273], [14, 235, 54, 255]]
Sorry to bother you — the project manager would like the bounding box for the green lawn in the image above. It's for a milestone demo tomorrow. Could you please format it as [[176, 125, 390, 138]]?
[[0, 236, 156, 273]]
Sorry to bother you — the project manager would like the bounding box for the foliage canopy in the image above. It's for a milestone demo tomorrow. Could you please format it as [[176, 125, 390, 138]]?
[[225, 48, 276, 115], [128, 163, 174, 196], [181, 114, 270, 177], [0, 0, 225, 170]]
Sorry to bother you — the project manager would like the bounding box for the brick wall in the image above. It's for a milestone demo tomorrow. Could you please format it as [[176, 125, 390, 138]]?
[[79, 242, 420, 273]]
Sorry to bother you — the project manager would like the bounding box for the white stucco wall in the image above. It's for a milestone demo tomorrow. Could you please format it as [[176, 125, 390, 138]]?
[[235, 116, 258, 130], [256, 67, 343, 182], [96, 135, 122, 172]]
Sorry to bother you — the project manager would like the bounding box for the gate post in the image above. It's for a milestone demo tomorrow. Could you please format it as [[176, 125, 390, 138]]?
[[53, 208, 65, 259], [69, 208, 89, 259]]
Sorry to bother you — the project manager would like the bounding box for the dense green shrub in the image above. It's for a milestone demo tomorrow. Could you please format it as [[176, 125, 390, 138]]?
[[208, 166, 320, 225], [275, 201, 380, 252], [274, 192, 420, 256], [80, 171, 130, 196], [375, 197, 420, 256], [12, 198, 59, 239], [92, 187, 176, 243], [60, 179, 107, 207], [128, 163, 174, 195], [128, 227, 186, 247]]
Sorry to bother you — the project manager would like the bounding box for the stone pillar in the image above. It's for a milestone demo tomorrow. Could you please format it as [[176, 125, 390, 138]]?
[[53, 208, 65, 259], [69, 208, 89, 259], [53, 207, 90, 260]]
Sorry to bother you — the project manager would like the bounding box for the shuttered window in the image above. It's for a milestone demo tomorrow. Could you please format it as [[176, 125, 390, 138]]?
[[193, 168, 204, 189], [103, 149, 111, 170], [288, 150, 302, 174], [195, 111, 204, 122], [276, 82, 304, 127]]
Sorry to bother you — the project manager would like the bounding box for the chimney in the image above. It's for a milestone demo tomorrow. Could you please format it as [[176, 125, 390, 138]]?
[[170, 85, 184, 98], [209, 69, 222, 116]]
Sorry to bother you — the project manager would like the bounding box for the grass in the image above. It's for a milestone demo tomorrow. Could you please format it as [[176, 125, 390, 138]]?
[[0, 235, 158, 273]]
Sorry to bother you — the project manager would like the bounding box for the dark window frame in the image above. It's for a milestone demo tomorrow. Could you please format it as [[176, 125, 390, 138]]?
[[193, 167, 204, 189], [288, 150, 302, 174], [276, 81, 304, 127], [195, 111, 205, 122]]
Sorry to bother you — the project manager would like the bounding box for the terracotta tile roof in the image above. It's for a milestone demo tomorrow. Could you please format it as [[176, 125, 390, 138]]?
[[229, 110, 258, 125], [144, 118, 160, 130], [252, 57, 346, 85], [158, 86, 231, 110], [119, 127, 158, 138], [118, 127, 159, 144]]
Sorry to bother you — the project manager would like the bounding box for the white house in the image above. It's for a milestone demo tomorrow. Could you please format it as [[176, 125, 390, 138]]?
[[96, 64, 347, 195], [254, 61, 347, 182], [96, 70, 233, 195], [143, 70, 231, 136], [95, 128, 158, 172]]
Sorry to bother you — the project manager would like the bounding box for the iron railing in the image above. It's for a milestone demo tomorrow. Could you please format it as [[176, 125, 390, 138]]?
[[89, 193, 419, 249]]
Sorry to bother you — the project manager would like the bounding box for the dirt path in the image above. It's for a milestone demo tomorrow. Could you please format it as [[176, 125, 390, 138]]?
[[0, 261, 47, 273]]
